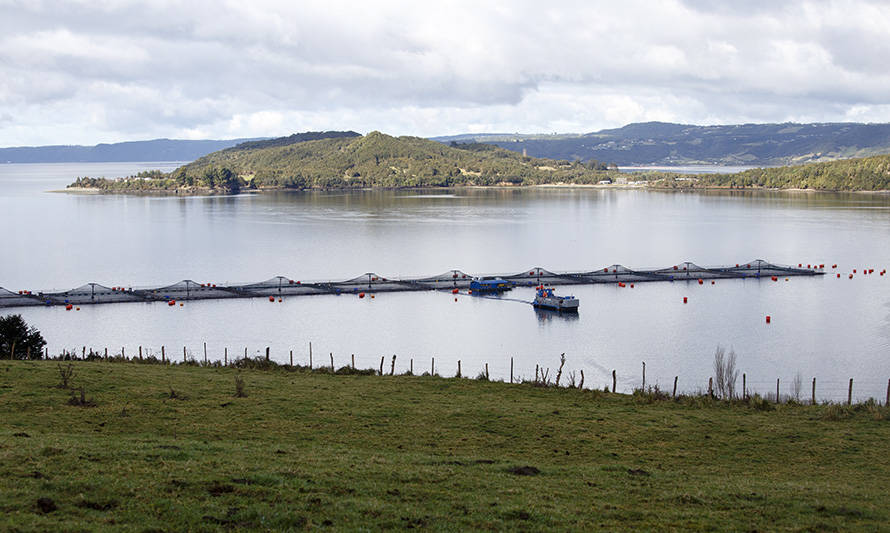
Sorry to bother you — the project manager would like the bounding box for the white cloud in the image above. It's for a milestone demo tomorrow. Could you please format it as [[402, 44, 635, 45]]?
[[1, 0, 889, 145]]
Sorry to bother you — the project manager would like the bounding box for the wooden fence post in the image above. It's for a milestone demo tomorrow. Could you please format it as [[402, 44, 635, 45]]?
[[122, 347, 125, 359], [708, 377, 713, 398], [332, 352, 335, 371], [104, 347, 108, 358], [848, 378, 853, 405], [672, 376, 678, 399], [431, 357, 435, 376], [390, 355, 395, 375], [886, 378, 890, 407], [379, 356, 384, 376], [409, 358, 413, 374], [161, 345, 165, 363], [224, 347, 227, 366], [352, 354, 355, 369], [290, 350, 293, 366], [183, 346, 186, 363], [812, 377, 816, 405], [204, 342, 207, 364], [485, 363, 489, 380], [776, 378, 780, 404], [457, 360, 461, 378], [265, 347, 269, 361], [510, 357, 514, 384], [309, 342, 313, 368], [742, 373, 746, 400], [642, 361, 646, 391], [139, 346, 142, 360], [612, 370, 616, 393]]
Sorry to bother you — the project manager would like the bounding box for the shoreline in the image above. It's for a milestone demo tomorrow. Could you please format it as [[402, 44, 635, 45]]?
[[53, 183, 890, 196]]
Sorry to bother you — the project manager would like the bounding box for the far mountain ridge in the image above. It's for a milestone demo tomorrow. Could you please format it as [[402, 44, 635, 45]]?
[[433, 121, 890, 167], [0, 137, 267, 164]]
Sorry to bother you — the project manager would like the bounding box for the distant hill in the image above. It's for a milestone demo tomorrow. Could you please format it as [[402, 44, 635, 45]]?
[[0, 138, 267, 164], [434, 122, 890, 167], [67, 131, 615, 192]]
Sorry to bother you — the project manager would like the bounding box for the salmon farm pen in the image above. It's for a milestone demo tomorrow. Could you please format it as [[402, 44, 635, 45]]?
[[0, 259, 823, 309]]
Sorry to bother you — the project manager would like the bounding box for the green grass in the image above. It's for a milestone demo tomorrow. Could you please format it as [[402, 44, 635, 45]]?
[[1, 360, 889, 531]]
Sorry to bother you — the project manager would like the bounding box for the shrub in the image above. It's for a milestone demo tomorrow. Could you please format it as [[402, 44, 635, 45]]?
[[0, 314, 46, 360]]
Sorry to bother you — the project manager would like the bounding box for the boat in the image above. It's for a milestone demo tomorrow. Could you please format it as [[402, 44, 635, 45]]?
[[469, 277, 515, 293], [533, 285, 579, 312]]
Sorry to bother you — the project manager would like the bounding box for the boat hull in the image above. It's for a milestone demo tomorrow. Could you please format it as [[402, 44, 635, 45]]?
[[533, 297, 579, 312]]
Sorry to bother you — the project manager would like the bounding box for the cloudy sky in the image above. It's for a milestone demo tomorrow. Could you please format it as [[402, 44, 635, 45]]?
[[2, 0, 889, 146]]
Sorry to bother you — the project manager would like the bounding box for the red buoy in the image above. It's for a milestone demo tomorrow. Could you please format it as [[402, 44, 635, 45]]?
[[452, 288, 459, 294], [359, 292, 365, 298], [698, 279, 703, 285], [65, 304, 73, 310], [269, 296, 275, 302], [849, 274, 854, 279], [711, 281, 715, 285], [766, 315, 771, 323], [168, 300, 175, 306], [683, 297, 688, 304], [673, 265, 678, 270], [837, 273, 841, 278]]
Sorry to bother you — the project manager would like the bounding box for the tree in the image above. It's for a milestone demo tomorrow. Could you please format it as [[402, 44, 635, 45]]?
[[0, 314, 46, 359]]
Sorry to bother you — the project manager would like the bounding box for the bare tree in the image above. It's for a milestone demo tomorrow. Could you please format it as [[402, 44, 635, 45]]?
[[792, 372, 802, 402], [713, 346, 740, 400]]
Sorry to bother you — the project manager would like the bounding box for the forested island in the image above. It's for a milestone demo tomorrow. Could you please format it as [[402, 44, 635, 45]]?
[[67, 130, 890, 193]]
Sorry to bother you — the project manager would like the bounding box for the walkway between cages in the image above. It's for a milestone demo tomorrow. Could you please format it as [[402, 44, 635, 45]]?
[[0, 259, 824, 309]]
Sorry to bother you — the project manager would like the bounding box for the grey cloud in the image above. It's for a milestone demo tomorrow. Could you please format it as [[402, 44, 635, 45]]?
[[1, 0, 890, 145]]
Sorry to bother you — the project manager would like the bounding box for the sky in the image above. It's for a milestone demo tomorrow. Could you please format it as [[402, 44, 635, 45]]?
[[2, 0, 890, 146]]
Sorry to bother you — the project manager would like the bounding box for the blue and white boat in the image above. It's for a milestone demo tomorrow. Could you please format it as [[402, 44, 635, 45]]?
[[469, 277, 515, 293], [533, 286, 579, 312]]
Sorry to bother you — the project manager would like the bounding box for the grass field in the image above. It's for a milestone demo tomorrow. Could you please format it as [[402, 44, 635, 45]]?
[[1, 359, 889, 531]]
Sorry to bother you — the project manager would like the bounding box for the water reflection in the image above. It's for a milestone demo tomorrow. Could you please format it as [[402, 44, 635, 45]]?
[[534, 307, 581, 323]]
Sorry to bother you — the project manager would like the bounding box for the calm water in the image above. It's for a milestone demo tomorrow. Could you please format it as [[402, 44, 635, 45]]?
[[2, 162, 890, 401]]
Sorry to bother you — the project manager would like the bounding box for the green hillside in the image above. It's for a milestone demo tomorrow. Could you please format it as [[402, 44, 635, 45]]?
[[657, 153, 890, 191], [68, 131, 615, 192], [3, 360, 889, 530]]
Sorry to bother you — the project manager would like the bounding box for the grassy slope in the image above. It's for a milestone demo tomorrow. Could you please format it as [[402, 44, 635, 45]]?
[[1, 361, 888, 531]]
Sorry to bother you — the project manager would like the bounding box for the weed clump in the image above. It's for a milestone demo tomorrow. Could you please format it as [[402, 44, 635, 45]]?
[[234, 375, 246, 398], [67, 386, 96, 407], [56, 363, 74, 389]]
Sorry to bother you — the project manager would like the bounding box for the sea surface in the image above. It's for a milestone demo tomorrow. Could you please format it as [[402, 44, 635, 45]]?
[[2, 162, 889, 401]]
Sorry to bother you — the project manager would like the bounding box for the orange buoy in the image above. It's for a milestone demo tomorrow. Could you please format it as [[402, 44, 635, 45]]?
[[711, 281, 715, 285], [849, 274, 853, 279], [454, 297, 458, 302], [673, 265, 678, 270], [359, 292, 365, 298], [168, 300, 175, 306], [736, 264, 739, 267], [766, 315, 771, 323], [269, 296, 275, 302], [76, 307, 80, 311], [65, 304, 73, 310], [179, 303, 183, 307], [771, 276, 778, 282], [618, 282, 625, 287], [278, 298, 282, 302], [452, 288, 459, 294], [683, 297, 688, 304], [832, 264, 837, 269], [630, 284, 634, 288], [603, 268, 608, 273], [370, 295, 375, 299], [698, 279, 703, 285]]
